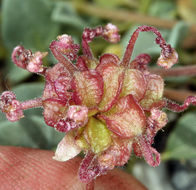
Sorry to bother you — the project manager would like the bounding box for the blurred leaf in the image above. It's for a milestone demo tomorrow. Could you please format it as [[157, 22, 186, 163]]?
[[177, 0, 196, 24], [5, 64, 33, 84], [163, 112, 196, 160], [0, 115, 64, 149], [12, 82, 44, 100], [51, 1, 87, 29], [0, 119, 37, 147], [2, 0, 59, 51], [149, 0, 176, 19], [168, 22, 189, 48], [0, 112, 7, 122]]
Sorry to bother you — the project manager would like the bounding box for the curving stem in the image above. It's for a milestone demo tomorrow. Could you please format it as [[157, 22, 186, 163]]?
[[50, 39, 79, 75], [82, 23, 120, 59], [121, 25, 177, 69], [12, 46, 48, 75], [164, 96, 196, 112]]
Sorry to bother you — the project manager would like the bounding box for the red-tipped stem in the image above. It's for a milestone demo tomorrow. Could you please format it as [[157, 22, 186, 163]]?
[[82, 23, 120, 59], [121, 25, 177, 69]]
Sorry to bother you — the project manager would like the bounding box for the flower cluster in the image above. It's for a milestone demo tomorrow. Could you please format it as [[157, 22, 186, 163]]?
[[1, 23, 196, 186]]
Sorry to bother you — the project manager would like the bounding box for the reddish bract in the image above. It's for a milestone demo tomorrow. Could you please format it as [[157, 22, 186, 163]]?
[[96, 61, 124, 112], [99, 95, 146, 138], [79, 152, 102, 183], [121, 69, 146, 101], [98, 138, 132, 170], [71, 70, 104, 108], [43, 98, 67, 127]]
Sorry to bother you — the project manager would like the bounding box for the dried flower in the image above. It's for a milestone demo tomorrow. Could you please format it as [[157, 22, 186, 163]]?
[[1, 23, 196, 188]]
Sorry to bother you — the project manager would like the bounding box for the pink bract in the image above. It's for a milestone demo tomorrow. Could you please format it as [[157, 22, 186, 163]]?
[[1, 23, 196, 190]]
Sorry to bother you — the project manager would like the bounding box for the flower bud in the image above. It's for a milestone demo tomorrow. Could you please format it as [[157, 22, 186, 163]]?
[[103, 23, 120, 43], [0, 91, 23, 122], [26, 51, 47, 73], [157, 48, 178, 69]]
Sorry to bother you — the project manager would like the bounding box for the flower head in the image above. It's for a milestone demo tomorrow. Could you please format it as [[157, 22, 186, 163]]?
[[1, 23, 196, 187]]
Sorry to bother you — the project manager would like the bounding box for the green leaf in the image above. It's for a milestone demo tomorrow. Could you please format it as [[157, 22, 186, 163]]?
[[168, 22, 189, 48], [149, 1, 176, 19], [51, 1, 87, 29], [0, 112, 7, 122], [2, 0, 59, 51], [12, 82, 44, 100], [0, 115, 64, 149], [163, 112, 196, 160], [5, 63, 33, 85]]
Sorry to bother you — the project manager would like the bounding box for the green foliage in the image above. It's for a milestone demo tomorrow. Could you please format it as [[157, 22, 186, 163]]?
[[51, 1, 87, 29], [163, 112, 196, 160], [149, 0, 176, 19], [0, 115, 64, 149], [2, 0, 59, 51], [121, 22, 188, 60]]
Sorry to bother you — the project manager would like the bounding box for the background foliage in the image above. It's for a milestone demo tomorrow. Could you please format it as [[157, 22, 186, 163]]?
[[0, 0, 196, 189]]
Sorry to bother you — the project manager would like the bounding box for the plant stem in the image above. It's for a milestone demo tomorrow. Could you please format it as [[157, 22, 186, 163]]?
[[74, 2, 196, 34], [164, 88, 196, 102], [165, 96, 196, 112], [21, 98, 43, 110], [150, 65, 196, 78]]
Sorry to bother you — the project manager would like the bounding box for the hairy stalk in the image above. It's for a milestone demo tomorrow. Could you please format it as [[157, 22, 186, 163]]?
[[82, 24, 120, 59], [21, 98, 43, 110], [82, 26, 103, 59], [50, 41, 78, 74], [121, 25, 173, 67], [165, 96, 196, 112]]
